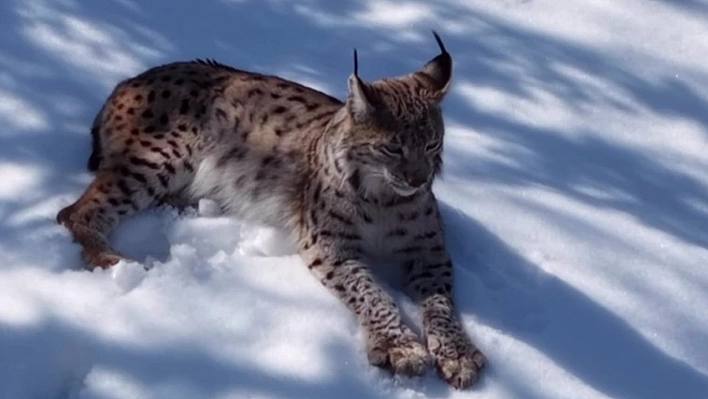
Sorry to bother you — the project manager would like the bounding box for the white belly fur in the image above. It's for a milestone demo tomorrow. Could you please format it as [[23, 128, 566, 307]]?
[[188, 155, 293, 228]]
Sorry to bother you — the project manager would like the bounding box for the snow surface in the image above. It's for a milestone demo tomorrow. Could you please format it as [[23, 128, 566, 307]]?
[[1, 0, 708, 398]]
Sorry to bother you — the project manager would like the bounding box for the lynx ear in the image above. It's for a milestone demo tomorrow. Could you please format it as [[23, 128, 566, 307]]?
[[418, 31, 453, 101], [347, 49, 374, 122]]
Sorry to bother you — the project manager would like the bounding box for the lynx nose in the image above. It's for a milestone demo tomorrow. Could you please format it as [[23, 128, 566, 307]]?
[[405, 173, 428, 188]]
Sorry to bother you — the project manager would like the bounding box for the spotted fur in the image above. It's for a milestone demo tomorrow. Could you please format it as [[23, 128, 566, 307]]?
[[57, 33, 485, 388]]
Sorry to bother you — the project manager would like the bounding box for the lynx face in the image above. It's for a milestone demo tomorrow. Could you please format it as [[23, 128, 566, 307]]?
[[376, 107, 444, 196], [340, 76, 448, 197]]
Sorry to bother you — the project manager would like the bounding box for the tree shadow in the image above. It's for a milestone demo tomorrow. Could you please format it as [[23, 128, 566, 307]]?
[[440, 202, 708, 399], [0, 308, 388, 399], [656, 0, 708, 15], [443, 113, 708, 248], [432, 10, 708, 248]]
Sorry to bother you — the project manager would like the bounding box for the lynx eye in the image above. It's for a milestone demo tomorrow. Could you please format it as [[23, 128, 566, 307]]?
[[380, 145, 404, 158], [425, 140, 442, 153]]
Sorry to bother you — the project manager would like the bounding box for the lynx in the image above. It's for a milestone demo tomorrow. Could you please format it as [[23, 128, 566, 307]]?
[[57, 32, 485, 388]]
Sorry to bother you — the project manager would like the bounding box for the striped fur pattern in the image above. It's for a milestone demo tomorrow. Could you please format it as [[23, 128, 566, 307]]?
[[57, 33, 485, 388]]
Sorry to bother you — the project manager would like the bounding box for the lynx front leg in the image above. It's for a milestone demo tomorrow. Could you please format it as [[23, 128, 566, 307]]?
[[405, 254, 485, 388], [299, 232, 430, 377], [400, 213, 485, 388]]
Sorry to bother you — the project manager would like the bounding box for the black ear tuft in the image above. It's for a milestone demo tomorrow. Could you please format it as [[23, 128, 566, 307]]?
[[432, 30, 447, 54], [420, 31, 453, 100], [353, 48, 359, 77]]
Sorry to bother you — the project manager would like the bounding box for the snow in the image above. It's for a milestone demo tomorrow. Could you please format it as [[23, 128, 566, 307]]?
[[1, 0, 708, 398]]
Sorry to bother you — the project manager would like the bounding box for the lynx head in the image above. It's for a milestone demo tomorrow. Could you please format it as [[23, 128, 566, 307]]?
[[338, 32, 452, 198]]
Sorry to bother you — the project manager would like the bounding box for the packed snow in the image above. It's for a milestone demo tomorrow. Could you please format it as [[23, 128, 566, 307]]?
[[1, 0, 707, 398]]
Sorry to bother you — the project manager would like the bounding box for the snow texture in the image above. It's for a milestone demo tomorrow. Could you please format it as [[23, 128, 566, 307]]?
[[1, 0, 708, 398]]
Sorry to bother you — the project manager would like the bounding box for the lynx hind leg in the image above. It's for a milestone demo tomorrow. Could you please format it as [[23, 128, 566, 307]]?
[[156, 192, 198, 213], [57, 169, 162, 269]]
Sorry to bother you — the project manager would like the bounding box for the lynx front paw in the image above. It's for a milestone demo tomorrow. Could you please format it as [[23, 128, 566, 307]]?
[[367, 335, 431, 377], [428, 334, 485, 389], [83, 249, 124, 270]]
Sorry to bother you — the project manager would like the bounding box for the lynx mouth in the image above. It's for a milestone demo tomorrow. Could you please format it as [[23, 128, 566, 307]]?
[[390, 184, 419, 197], [383, 170, 421, 197]]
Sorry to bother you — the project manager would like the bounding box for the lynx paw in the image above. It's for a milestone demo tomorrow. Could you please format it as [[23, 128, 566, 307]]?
[[83, 249, 124, 270], [367, 335, 430, 377], [428, 335, 485, 389]]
